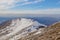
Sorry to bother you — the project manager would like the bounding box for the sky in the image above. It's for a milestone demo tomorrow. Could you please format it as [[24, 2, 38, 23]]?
[[0, 0, 60, 14]]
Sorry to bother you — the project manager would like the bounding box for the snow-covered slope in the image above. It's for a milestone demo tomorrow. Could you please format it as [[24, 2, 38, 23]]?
[[0, 18, 47, 40]]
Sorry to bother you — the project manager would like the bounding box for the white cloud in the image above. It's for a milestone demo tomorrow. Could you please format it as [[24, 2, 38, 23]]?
[[0, 0, 17, 9], [0, 8, 60, 14], [20, 0, 45, 6], [0, 0, 45, 9]]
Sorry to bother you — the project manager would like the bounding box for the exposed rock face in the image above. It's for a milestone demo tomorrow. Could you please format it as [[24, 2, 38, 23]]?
[[19, 22, 60, 40]]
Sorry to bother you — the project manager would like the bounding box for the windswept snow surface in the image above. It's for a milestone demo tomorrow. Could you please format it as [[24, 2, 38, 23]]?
[[0, 18, 47, 40]]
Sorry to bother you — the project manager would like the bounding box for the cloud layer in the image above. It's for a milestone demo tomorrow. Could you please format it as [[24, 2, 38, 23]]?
[[0, 0, 16, 9], [0, 8, 60, 14], [0, 0, 44, 9]]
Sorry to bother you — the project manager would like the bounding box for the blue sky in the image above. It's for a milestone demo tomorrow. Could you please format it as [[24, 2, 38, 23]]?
[[0, 0, 60, 14], [11, 0, 60, 10]]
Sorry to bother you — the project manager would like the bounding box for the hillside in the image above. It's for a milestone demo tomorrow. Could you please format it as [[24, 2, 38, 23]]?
[[19, 22, 60, 40]]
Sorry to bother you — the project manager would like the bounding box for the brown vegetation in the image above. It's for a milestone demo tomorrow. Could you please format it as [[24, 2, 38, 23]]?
[[18, 22, 60, 40]]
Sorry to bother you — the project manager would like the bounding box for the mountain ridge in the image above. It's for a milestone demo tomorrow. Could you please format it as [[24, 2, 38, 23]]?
[[19, 22, 60, 40], [0, 18, 47, 40]]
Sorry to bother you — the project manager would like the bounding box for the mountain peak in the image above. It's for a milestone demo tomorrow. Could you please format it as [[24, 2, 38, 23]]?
[[0, 18, 47, 40]]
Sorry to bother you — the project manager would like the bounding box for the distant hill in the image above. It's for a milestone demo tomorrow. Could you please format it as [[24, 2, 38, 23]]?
[[0, 17, 60, 26], [26, 17, 59, 26]]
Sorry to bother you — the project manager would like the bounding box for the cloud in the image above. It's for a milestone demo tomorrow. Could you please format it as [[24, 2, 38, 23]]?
[[0, 8, 60, 14], [0, 0, 44, 9], [18, 0, 45, 4], [20, 0, 45, 5], [0, 0, 17, 9]]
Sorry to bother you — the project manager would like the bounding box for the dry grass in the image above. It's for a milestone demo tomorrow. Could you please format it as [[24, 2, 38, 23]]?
[[18, 22, 60, 40]]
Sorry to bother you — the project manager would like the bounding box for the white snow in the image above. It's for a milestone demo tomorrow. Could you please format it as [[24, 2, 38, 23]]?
[[0, 18, 47, 40]]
